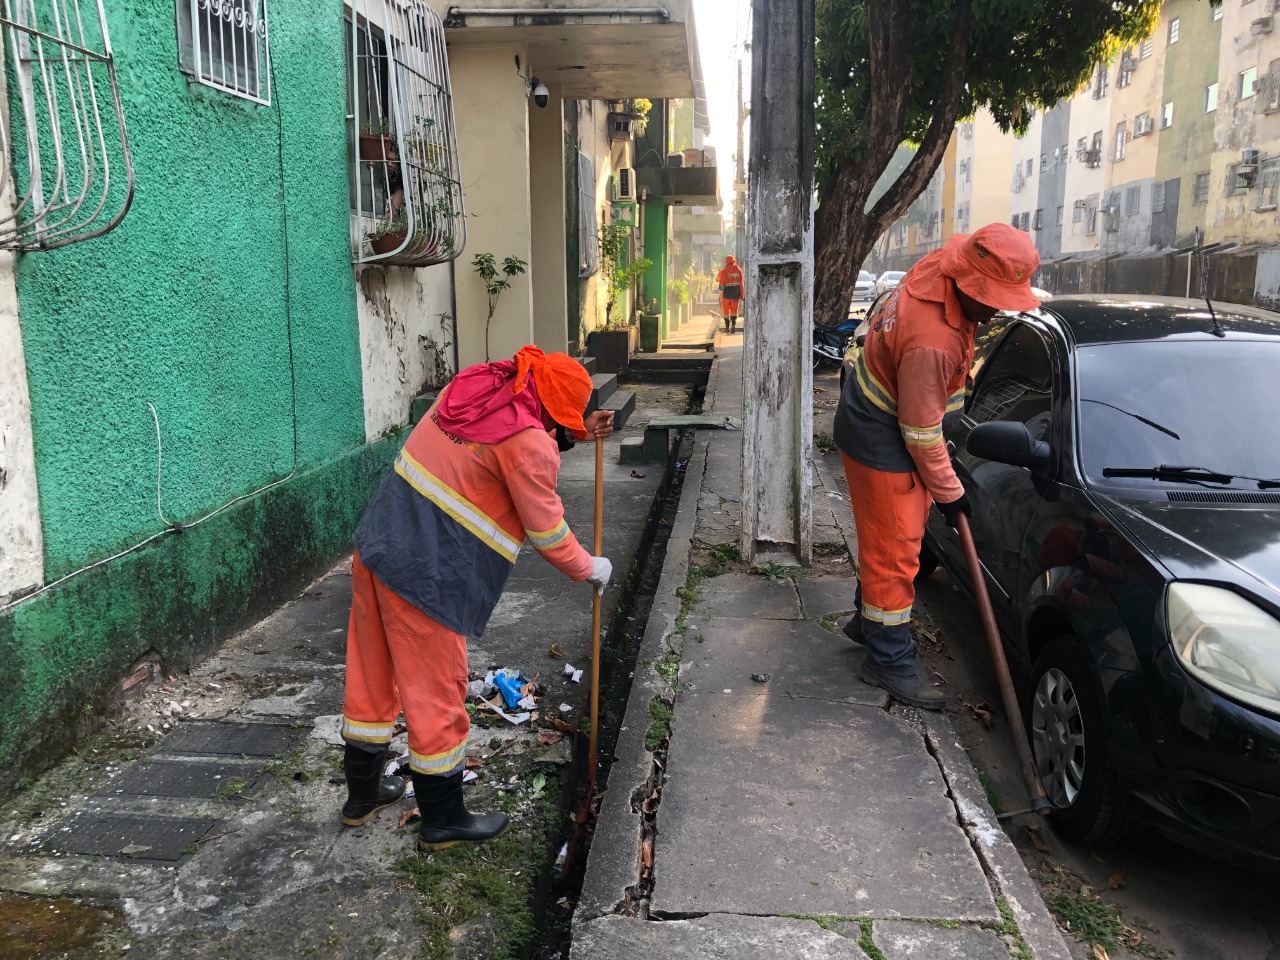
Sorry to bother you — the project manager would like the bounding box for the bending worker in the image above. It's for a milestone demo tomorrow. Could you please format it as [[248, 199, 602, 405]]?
[[833, 223, 1039, 710], [339, 345, 614, 851], [716, 255, 744, 333]]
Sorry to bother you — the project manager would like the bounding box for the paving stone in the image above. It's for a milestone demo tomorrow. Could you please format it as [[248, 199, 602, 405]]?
[[690, 573, 802, 620], [571, 914, 871, 960], [652, 692, 996, 920], [870, 919, 1013, 959], [677, 617, 886, 707], [797, 576, 858, 620]]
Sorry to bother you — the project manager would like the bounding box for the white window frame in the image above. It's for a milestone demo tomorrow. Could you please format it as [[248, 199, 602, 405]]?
[[1193, 172, 1210, 204], [1124, 185, 1140, 216], [348, 1, 466, 267], [1152, 180, 1166, 213], [1241, 67, 1260, 100], [1114, 122, 1127, 162], [1168, 17, 1180, 44], [578, 151, 600, 278], [1257, 157, 1280, 211], [1141, 38, 1154, 59], [1211, 4, 1223, 21], [178, 0, 271, 105], [1205, 82, 1219, 113], [1161, 102, 1174, 129]]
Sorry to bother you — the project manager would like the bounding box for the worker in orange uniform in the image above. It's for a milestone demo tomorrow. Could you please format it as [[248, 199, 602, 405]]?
[[717, 255, 745, 333], [339, 345, 615, 851], [833, 224, 1039, 709]]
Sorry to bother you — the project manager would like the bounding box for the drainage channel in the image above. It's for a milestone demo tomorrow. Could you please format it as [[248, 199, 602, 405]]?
[[529, 392, 703, 960]]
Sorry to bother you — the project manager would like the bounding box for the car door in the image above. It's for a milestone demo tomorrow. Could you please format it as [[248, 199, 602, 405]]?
[[930, 320, 1057, 619]]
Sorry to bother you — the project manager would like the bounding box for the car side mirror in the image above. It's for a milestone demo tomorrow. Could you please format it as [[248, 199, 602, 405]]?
[[967, 421, 1052, 475]]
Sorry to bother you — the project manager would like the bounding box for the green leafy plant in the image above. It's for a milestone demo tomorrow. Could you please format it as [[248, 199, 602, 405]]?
[[360, 118, 391, 136], [418, 312, 455, 391], [473, 252, 529, 362], [667, 277, 690, 306], [600, 220, 653, 326], [623, 97, 652, 134]]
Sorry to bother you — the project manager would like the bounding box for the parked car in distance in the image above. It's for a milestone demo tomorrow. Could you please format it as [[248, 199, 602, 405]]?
[[920, 295, 1280, 871], [874, 270, 905, 297], [852, 270, 876, 301]]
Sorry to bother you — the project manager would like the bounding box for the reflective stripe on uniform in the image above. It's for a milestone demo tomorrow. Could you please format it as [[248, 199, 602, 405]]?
[[409, 740, 467, 776], [341, 715, 395, 744], [395, 449, 522, 563], [900, 422, 943, 447], [863, 602, 913, 626], [853, 349, 899, 417], [526, 519, 571, 551], [946, 387, 965, 413]]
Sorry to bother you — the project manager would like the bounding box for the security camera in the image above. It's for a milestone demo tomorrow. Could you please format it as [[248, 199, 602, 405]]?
[[533, 80, 549, 109]]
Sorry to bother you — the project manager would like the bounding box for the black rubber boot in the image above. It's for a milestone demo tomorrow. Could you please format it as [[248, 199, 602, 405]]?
[[413, 771, 510, 852], [340, 745, 407, 827], [858, 660, 944, 711], [842, 617, 866, 645]]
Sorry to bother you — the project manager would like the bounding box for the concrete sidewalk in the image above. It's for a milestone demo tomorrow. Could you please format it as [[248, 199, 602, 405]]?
[[575, 342, 1072, 959], [0, 383, 690, 959]]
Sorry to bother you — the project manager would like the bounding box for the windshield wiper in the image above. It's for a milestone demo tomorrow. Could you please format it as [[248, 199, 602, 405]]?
[[1103, 465, 1280, 489], [1080, 399, 1180, 439]]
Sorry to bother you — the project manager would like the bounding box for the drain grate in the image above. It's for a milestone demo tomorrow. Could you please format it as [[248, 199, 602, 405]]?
[[157, 721, 299, 757], [94, 759, 263, 800], [39, 813, 220, 865]]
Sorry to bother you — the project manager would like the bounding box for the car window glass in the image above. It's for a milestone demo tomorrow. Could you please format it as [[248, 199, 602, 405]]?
[[967, 324, 1053, 438]]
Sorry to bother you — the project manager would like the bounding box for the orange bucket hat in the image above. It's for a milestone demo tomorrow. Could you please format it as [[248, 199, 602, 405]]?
[[512, 345, 593, 438], [940, 223, 1041, 312]]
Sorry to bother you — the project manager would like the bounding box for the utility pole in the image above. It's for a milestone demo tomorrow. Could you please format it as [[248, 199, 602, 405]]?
[[734, 59, 746, 265], [741, 0, 815, 564]]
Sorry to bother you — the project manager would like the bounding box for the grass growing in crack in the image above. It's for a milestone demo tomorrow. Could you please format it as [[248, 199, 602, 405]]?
[[991, 896, 1033, 960], [975, 769, 1003, 815], [814, 431, 837, 454], [645, 697, 674, 751], [395, 768, 562, 960], [753, 561, 795, 582], [654, 654, 680, 684], [856, 919, 889, 960]]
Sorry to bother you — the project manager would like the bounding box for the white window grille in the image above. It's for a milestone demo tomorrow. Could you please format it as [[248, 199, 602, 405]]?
[[1072, 200, 1084, 224], [1259, 63, 1280, 113], [578, 151, 599, 278], [1152, 180, 1166, 212], [348, 1, 465, 267], [1226, 163, 1247, 197], [1168, 17, 1180, 44], [1084, 198, 1099, 235], [1056, 205, 1064, 226], [179, 0, 271, 105], [1033, 208, 1043, 230], [1019, 211, 1030, 231], [0, 0, 135, 250], [1257, 157, 1280, 210], [1114, 122, 1127, 162], [1104, 193, 1120, 231], [1093, 65, 1109, 99]]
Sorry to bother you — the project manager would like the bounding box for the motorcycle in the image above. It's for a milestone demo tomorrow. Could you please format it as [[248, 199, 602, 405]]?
[[813, 316, 862, 367]]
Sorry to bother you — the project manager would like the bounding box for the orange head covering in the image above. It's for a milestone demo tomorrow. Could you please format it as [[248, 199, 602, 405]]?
[[724, 255, 736, 266], [939, 223, 1040, 312], [512, 345, 593, 438]]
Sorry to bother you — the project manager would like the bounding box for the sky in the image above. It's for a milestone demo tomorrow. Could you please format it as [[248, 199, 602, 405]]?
[[690, 0, 752, 212]]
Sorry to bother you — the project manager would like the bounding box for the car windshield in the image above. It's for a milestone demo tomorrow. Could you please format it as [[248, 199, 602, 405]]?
[[1077, 341, 1280, 489], [858, 271, 874, 282], [885, 272, 905, 281]]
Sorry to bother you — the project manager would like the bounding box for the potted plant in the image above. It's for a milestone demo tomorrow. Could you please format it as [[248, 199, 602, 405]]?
[[359, 119, 396, 162], [623, 97, 652, 135]]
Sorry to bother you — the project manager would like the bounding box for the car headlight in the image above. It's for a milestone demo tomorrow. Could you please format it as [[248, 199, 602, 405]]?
[[1167, 583, 1280, 714]]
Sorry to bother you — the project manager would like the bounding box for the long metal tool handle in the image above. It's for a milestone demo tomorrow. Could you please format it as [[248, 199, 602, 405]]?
[[587, 436, 605, 785], [956, 514, 1051, 814]]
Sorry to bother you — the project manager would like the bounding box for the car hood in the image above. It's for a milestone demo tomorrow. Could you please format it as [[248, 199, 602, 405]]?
[[1099, 495, 1280, 604]]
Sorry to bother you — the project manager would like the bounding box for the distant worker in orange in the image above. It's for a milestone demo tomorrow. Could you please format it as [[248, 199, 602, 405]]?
[[717, 255, 745, 333], [833, 223, 1040, 709]]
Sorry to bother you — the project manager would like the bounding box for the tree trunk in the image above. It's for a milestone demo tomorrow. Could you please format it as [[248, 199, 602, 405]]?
[[812, 0, 974, 328]]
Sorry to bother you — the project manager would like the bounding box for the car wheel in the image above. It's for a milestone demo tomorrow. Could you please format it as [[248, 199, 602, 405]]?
[[915, 541, 939, 579], [1028, 636, 1141, 845]]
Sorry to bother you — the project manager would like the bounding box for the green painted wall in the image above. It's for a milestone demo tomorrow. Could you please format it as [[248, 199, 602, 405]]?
[[642, 200, 669, 339], [0, 434, 401, 799], [15, 0, 364, 580], [1156, 0, 1222, 245]]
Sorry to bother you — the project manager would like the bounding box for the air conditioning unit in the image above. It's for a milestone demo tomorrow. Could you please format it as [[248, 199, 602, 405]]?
[[1086, 148, 1102, 168], [666, 153, 685, 168], [1252, 16, 1274, 34], [1243, 148, 1261, 167], [1270, 0, 1280, 13], [1134, 114, 1154, 136], [615, 167, 637, 202]]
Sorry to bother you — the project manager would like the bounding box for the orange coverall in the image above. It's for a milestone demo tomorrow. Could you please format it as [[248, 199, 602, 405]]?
[[716, 257, 744, 319], [832, 250, 975, 676]]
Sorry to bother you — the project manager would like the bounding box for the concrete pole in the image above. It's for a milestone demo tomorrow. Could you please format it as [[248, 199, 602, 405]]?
[[734, 60, 746, 265], [740, 0, 815, 564]]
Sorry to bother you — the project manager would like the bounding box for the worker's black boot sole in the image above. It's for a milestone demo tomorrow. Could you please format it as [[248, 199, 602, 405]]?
[[858, 662, 944, 711]]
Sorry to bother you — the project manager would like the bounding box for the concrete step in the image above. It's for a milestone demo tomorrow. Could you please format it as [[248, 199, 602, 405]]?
[[591, 372, 618, 405], [628, 368, 711, 386], [632, 352, 713, 371], [618, 436, 646, 464], [578, 355, 598, 376], [662, 340, 714, 352], [601, 389, 636, 431]]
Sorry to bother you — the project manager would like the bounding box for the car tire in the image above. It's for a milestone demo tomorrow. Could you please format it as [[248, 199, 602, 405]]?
[[1027, 636, 1141, 846], [916, 541, 939, 579]]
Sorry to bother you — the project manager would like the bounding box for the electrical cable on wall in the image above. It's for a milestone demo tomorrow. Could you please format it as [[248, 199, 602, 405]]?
[[2, 59, 303, 615]]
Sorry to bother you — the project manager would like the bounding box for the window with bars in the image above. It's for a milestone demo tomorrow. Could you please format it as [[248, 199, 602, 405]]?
[[1033, 208, 1043, 230], [1093, 64, 1109, 99], [578, 152, 600, 278], [1193, 172, 1210, 204], [1118, 51, 1136, 88], [1257, 157, 1280, 210], [1114, 122, 1128, 162], [1260, 62, 1280, 113], [1152, 180, 1166, 213], [1226, 163, 1247, 197], [1019, 211, 1031, 231], [348, 1, 465, 267], [1084, 198, 1099, 235], [1056, 205, 1064, 226], [1124, 185, 1140, 215], [177, 0, 270, 104]]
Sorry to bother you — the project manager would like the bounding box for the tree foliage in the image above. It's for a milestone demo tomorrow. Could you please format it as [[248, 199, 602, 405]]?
[[811, 0, 1192, 326]]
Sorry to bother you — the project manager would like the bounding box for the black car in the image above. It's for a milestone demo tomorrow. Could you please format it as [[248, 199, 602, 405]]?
[[921, 295, 1280, 870]]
